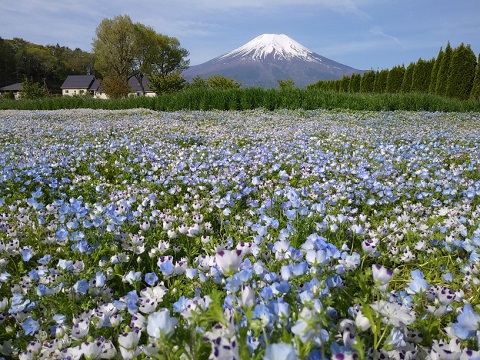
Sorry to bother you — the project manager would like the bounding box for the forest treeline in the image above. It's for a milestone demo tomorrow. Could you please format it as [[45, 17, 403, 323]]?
[[308, 42, 480, 100], [0, 37, 94, 93]]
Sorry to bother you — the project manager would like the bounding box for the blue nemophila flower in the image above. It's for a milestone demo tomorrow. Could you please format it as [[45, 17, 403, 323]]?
[[37, 254, 51, 265], [451, 303, 480, 339], [407, 269, 429, 294], [22, 317, 39, 336], [73, 279, 89, 295], [21, 248, 33, 262], [264, 342, 296, 360], [144, 272, 158, 286]]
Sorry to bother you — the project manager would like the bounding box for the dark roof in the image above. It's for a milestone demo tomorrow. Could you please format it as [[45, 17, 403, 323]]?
[[88, 78, 101, 91], [61, 75, 96, 89], [128, 76, 152, 92], [0, 83, 23, 92]]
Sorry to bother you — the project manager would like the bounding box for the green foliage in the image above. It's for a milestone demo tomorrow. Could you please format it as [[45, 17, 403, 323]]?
[[401, 62, 415, 93], [187, 76, 209, 90], [93, 15, 137, 80], [339, 75, 350, 92], [385, 65, 405, 93], [100, 75, 131, 99], [2, 91, 15, 100], [429, 47, 444, 93], [149, 72, 187, 93], [446, 43, 477, 100], [20, 76, 47, 99], [435, 42, 453, 96], [0, 37, 92, 93], [360, 71, 375, 93], [2, 88, 480, 112], [348, 73, 361, 93], [207, 75, 242, 90], [93, 14, 189, 92], [277, 78, 295, 90], [373, 69, 388, 93], [470, 53, 480, 100], [411, 58, 435, 93]]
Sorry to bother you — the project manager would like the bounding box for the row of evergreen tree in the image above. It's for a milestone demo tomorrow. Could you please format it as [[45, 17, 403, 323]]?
[[308, 42, 480, 100]]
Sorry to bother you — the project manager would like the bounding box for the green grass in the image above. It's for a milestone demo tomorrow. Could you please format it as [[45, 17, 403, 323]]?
[[1, 89, 480, 112]]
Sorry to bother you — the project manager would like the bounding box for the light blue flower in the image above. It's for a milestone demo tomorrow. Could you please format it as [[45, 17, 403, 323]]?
[[73, 279, 89, 295], [451, 303, 480, 339], [144, 272, 158, 286], [22, 317, 39, 335], [407, 269, 429, 294], [264, 342, 296, 360]]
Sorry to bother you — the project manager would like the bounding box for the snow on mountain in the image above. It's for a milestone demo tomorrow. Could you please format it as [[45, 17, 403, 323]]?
[[219, 34, 319, 62], [183, 34, 364, 88]]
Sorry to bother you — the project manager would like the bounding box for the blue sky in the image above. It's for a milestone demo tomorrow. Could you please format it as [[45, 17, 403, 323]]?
[[1, 0, 479, 70]]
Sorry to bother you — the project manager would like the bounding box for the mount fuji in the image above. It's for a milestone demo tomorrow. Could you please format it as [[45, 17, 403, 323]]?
[[183, 34, 364, 88]]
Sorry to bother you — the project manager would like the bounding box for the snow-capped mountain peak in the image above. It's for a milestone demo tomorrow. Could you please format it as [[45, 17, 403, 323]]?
[[220, 34, 319, 62]]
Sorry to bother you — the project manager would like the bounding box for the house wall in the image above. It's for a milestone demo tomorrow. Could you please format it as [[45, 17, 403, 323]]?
[[62, 89, 88, 96]]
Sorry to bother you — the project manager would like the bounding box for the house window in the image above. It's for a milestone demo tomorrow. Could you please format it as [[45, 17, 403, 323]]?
[[65, 90, 69, 94]]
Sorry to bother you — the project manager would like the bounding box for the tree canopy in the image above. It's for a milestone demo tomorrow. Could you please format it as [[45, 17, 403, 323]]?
[[92, 15, 189, 97]]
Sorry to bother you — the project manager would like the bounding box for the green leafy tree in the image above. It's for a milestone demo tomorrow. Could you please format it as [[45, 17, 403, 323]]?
[[411, 58, 434, 93], [186, 76, 209, 90], [429, 47, 444, 93], [21, 76, 46, 99], [339, 75, 350, 92], [470, 53, 480, 100], [446, 43, 477, 99], [207, 75, 241, 90], [435, 42, 452, 96], [93, 15, 189, 98], [135, 24, 189, 95], [385, 65, 405, 93], [277, 78, 295, 90], [93, 15, 137, 97], [149, 71, 186, 93], [401, 62, 415, 92], [100, 74, 131, 99], [373, 69, 388, 93], [360, 71, 375, 93], [348, 73, 361, 93]]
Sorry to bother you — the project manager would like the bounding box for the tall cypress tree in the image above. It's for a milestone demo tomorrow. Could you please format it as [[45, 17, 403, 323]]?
[[470, 53, 480, 100], [348, 73, 361, 93], [435, 42, 452, 96], [360, 71, 375, 93], [446, 43, 477, 99], [373, 69, 388, 93], [401, 62, 415, 92], [411, 58, 435, 93], [386, 65, 405, 93], [429, 47, 444, 93], [340, 75, 350, 92]]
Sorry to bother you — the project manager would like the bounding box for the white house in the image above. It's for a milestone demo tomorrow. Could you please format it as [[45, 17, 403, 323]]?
[[60, 75, 97, 96], [0, 82, 23, 99], [60, 75, 156, 98]]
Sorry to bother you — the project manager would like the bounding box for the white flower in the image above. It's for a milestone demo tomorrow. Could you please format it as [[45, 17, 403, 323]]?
[[147, 309, 178, 339], [370, 300, 416, 327]]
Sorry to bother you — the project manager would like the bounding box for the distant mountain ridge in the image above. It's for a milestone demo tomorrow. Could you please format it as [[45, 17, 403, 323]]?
[[183, 34, 364, 88]]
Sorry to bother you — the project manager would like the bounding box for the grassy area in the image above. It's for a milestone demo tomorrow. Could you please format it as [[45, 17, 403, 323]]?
[[1, 89, 480, 112]]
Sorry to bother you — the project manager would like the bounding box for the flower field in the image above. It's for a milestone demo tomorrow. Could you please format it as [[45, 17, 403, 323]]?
[[0, 108, 480, 359]]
